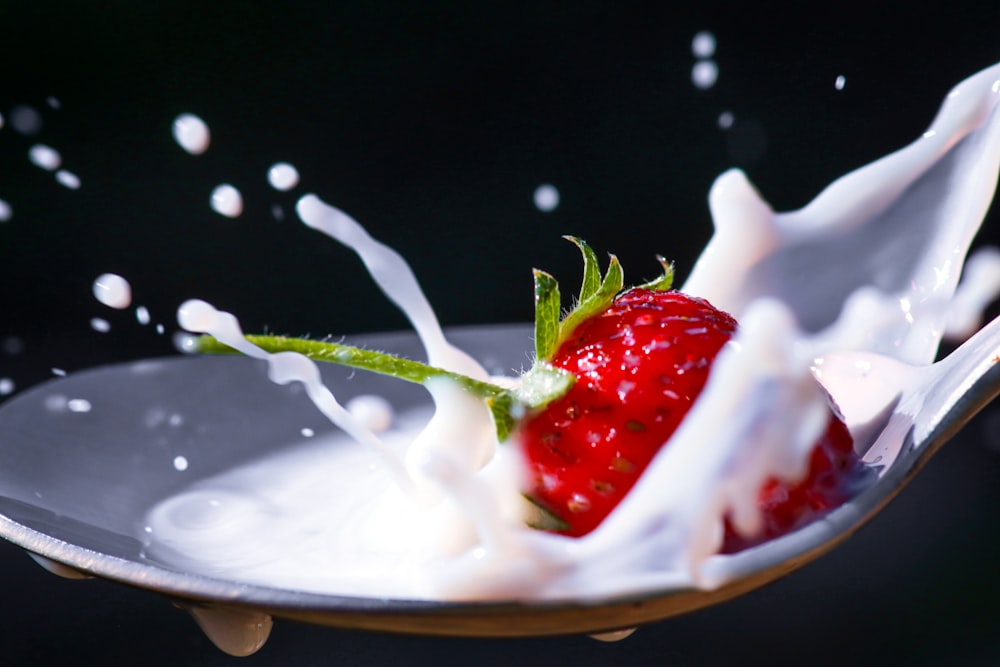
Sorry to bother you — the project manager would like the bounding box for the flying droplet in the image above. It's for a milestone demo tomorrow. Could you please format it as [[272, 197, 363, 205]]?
[[172, 113, 211, 155], [692, 60, 719, 90], [2, 336, 24, 355], [533, 184, 560, 212], [9, 105, 42, 135], [55, 169, 81, 189], [0, 199, 11, 222], [346, 394, 394, 433], [29, 144, 61, 171], [691, 31, 716, 58], [93, 273, 132, 309], [267, 162, 300, 191], [835, 75, 846, 90], [210, 184, 243, 218]]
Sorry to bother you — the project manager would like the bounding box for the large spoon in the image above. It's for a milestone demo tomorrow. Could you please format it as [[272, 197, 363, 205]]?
[[2, 61, 999, 657], [0, 317, 998, 655]]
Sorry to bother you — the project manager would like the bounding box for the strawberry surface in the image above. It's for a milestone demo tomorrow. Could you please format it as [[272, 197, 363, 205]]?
[[519, 287, 864, 549]]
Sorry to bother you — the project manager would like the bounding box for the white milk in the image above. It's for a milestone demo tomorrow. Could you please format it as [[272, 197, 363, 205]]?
[[172, 113, 211, 155], [145, 62, 1000, 602]]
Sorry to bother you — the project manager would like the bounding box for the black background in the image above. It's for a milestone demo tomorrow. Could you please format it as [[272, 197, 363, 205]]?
[[2, 2, 1000, 665]]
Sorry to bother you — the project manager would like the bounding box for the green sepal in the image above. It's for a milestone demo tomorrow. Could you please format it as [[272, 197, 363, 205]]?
[[555, 253, 623, 350], [636, 255, 675, 291], [486, 392, 518, 442], [564, 235, 601, 302], [522, 494, 571, 532], [509, 362, 575, 409], [533, 269, 561, 362]]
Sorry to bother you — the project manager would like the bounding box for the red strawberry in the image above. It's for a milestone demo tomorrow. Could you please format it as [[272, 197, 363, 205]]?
[[517, 240, 866, 550], [519, 287, 737, 537]]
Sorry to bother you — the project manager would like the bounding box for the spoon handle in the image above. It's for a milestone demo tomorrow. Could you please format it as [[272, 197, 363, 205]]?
[[919, 313, 1000, 448]]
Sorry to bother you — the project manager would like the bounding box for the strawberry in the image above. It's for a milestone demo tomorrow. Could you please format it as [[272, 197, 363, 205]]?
[[517, 238, 866, 549], [519, 287, 737, 537]]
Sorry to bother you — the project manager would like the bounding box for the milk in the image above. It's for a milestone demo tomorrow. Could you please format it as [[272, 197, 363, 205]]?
[[142, 62, 1000, 602]]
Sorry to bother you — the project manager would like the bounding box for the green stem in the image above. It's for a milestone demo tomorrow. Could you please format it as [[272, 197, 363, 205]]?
[[195, 333, 518, 440]]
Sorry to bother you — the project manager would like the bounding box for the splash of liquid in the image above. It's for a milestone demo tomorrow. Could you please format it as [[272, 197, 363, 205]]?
[[144, 62, 1000, 602]]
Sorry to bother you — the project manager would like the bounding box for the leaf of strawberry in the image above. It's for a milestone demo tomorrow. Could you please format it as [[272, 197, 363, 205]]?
[[636, 255, 675, 291], [510, 363, 574, 408], [554, 253, 623, 353], [533, 269, 561, 362], [564, 235, 601, 302]]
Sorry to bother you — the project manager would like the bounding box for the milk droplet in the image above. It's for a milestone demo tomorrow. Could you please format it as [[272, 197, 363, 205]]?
[[691, 31, 716, 58], [300, 427, 315, 438], [172, 113, 211, 155], [50, 368, 66, 377], [835, 75, 847, 90], [9, 105, 42, 135], [28, 144, 61, 171], [211, 184, 243, 218], [55, 169, 81, 189], [267, 162, 300, 191], [692, 60, 719, 89], [173, 331, 199, 353], [346, 394, 394, 433], [591, 628, 637, 642], [90, 317, 111, 333], [0, 378, 14, 396], [67, 398, 92, 413], [27, 554, 92, 580], [271, 204, 285, 221], [2, 336, 24, 355], [0, 198, 12, 222], [181, 604, 273, 657], [174, 456, 189, 471], [136, 306, 151, 325], [533, 183, 560, 212], [46, 96, 61, 110], [92, 273, 132, 309], [718, 111, 735, 129], [177, 299, 221, 332]]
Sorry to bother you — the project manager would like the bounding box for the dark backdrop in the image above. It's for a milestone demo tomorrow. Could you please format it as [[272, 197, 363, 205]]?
[[2, 3, 1000, 665]]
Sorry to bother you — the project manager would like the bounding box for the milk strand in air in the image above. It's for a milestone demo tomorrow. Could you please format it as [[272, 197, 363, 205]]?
[[144, 62, 1000, 601]]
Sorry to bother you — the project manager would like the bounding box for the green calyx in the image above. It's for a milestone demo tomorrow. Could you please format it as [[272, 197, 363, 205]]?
[[532, 236, 674, 363], [193, 237, 674, 443]]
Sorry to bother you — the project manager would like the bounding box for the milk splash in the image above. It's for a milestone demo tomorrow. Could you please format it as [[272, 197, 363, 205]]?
[[146, 62, 1000, 602]]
